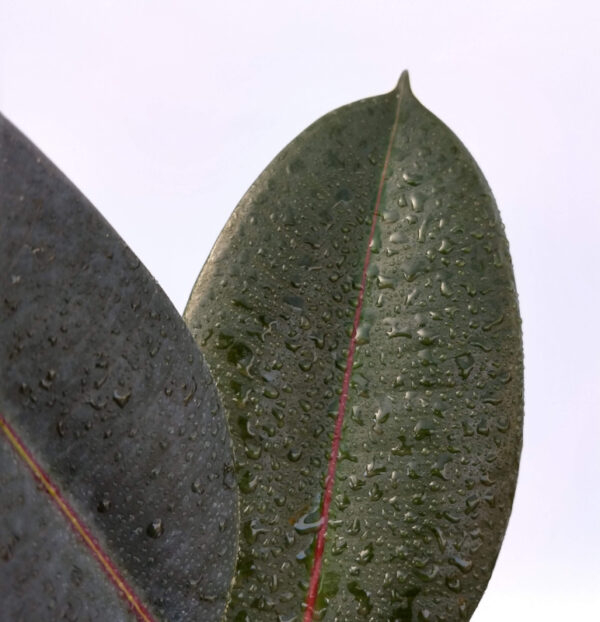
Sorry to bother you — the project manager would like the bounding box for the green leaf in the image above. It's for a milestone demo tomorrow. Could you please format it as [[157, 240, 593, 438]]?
[[0, 114, 238, 621], [185, 72, 523, 621]]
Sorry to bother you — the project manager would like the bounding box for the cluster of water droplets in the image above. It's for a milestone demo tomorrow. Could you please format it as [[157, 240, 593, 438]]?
[[187, 92, 401, 621], [316, 97, 522, 621], [0, 129, 238, 622], [186, 85, 522, 621]]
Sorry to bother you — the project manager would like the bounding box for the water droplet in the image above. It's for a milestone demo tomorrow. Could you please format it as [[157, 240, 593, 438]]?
[[347, 581, 372, 615], [147, 518, 164, 538], [449, 555, 473, 573], [263, 386, 279, 399], [113, 388, 131, 408], [355, 322, 371, 345], [414, 419, 433, 440], [331, 536, 347, 555], [347, 518, 361, 535], [357, 543, 374, 564], [402, 171, 423, 186], [243, 518, 267, 544], [440, 281, 453, 297], [239, 470, 259, 494], [446, 574, 462, 592], [39, 369, 56, 390], [97, 499, 111, 513], [245, 442, 262, 460], [287, 447, 302, 462], [294, 509, 323, 535], [377, 274, 396, 289], [369, 232, 384, 260], [455, 352, 475, 378]]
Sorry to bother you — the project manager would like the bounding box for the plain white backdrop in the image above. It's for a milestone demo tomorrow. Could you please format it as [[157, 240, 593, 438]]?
[[1, 1, 599, 619]]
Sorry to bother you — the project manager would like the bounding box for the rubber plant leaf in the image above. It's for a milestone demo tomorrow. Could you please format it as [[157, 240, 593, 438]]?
[[0, 114, 238, 622], [184, 72, 523, 621]]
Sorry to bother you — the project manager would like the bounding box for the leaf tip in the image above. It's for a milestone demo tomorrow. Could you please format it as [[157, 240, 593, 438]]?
[[396, 70, 412, 97]]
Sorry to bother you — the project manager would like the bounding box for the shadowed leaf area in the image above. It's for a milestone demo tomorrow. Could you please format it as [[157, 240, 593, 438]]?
[[0, 114, 238, 621], [185, 72, 523, 622]]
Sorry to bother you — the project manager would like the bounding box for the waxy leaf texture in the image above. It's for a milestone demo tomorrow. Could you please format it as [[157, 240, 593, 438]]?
[[0, 114, 238, 621], [185, 72, 523, 621]]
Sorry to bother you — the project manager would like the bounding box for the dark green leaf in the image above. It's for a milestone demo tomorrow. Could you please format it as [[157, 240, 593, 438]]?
[[185, 72, 523, 621], [0, 114, 238, 621]]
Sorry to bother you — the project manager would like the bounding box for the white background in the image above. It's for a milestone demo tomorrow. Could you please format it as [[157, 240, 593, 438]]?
[[1, 1, 599, 619]]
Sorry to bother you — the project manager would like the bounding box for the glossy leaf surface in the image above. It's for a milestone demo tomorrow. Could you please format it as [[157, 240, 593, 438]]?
[[185, 73, 523, 621], [0, 114, 238, 621]]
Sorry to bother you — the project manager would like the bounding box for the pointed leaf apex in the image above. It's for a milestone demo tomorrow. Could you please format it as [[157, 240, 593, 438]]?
[[396, 70, 412, 98]]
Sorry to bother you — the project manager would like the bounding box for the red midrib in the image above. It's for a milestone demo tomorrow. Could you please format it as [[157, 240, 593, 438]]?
[[302, 94, 402, 621], [0, 413, 156, 622]]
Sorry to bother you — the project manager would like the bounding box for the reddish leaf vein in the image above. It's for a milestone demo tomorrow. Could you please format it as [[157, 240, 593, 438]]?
[[303, 90, 402, 621], [0, 413, 156, 622]]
